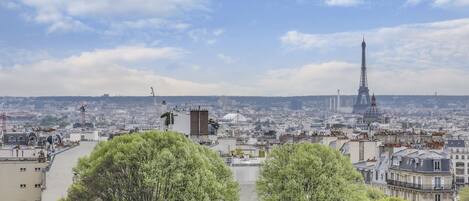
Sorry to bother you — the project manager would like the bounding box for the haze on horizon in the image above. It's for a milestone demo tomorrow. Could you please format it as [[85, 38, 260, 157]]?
[[1, 0, 469, 96]]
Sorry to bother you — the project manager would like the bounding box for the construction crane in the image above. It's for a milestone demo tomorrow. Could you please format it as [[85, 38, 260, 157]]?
[[150, 86, 159, 129], [150, 87, 157, 106]]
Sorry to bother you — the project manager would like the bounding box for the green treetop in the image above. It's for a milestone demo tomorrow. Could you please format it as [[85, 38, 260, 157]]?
[[256, 143, 368, 201], [62, 131, 239, 201], [460, 186, 469, 201]]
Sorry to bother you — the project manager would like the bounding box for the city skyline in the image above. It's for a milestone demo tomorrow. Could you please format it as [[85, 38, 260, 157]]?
[[1, 0, 469, 96]]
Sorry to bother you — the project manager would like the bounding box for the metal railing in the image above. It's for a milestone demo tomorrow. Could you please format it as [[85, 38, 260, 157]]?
[[386, 180, 453, 191]]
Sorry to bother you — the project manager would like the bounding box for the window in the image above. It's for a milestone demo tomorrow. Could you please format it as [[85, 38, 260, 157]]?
[[435, 194, 441, 201], [434, 161, 441, 171], [34, 184, 41, 188], [456, 155, 459, 159], [434, 177, 442, 188], [463, 155, 466, 159], [20, 184, 26, 188], [457, 162, 465, 175], [20, 168, 26, 172], [35, 167, 41, 172]]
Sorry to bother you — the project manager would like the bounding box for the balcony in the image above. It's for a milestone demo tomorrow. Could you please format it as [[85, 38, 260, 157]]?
[[386, 180, 453, 192]]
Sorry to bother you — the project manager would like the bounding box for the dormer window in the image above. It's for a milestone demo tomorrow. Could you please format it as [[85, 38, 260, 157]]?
[[434, 160, 441, 171]]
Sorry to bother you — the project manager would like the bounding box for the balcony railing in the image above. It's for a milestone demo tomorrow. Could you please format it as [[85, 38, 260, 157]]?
[[386, 180, 453, 191]]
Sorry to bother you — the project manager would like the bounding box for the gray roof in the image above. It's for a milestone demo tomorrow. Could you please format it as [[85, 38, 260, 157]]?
[[391, 149, 451, 173], [446, 140, 465, 148]]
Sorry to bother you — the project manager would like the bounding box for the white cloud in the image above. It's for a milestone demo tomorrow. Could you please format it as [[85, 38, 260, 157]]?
[[11, 0, 209, 32], [0, 46, 224, 96], [278, 18, 469, 95], [324, 0, 362, 6], [188, 28, 224, 45], [213, 29, 225, 36], [217, 54, 235, 64], [256, 61, 469, 95], [0, 1, 20, 9], [405, 0, 469, 7], [281, 18, 469, 69], [2, 46, 468, 96]]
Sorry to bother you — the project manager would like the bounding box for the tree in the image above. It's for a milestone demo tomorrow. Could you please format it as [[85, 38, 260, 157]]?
[[377, 197, 406, 201], [366, 186, 387, 201], [257, 143, 368, 201], [63, 131, 239, 201], [460, 186, 469, 201]]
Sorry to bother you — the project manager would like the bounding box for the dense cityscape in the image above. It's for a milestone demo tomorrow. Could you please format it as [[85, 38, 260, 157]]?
[[2, 0, 469, 201], [2, 39, 469, 201]]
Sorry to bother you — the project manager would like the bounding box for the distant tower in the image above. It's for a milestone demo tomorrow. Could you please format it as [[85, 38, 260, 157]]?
[[353, 38, 371, 114]]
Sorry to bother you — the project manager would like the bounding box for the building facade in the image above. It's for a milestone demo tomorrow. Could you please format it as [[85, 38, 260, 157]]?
[[0, 148, 48, 201], [445, 139, 468, 187], [386, 149, 454, 201]]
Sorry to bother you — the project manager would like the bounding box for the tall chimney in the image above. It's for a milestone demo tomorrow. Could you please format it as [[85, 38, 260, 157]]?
[[337, 89, 341, 112]]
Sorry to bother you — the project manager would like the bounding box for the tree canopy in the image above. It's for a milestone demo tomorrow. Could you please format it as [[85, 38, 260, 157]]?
[[366, 186, 387, 201], [460, 186, 469, 201], [63, 131, 239, 201], [256, 143, 368, 201], [377, 197, 406, 201]]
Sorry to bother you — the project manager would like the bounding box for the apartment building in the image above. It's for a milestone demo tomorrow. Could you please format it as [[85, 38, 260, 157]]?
[[386, 149, 454, 201], [445, 139, 468, 187]]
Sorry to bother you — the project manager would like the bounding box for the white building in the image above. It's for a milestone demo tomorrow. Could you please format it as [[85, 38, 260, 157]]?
[[69, 130, 100, 142], [341, 140, 380, 164], [445, 139, 468, 187], [0, 148, 48, 201]]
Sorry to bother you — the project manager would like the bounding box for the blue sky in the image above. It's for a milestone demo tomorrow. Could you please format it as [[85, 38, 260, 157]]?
[[0, 0, 469, 96]]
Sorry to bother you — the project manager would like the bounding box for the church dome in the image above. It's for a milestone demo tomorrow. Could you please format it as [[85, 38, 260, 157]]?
[[363, 94, 382, 123], [222, 113, 247, 122]]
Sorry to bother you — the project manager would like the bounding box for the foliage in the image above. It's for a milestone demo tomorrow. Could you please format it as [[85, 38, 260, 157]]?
[[63, 131, 239, 201], [377, 197, 406, 201], [460, 186, 469, 201], [257, 143, 368, 201], [366, 186, 387, 201]]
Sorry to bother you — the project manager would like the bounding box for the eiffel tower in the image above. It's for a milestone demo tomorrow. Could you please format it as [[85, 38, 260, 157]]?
[[353, 38, 371, 114]]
